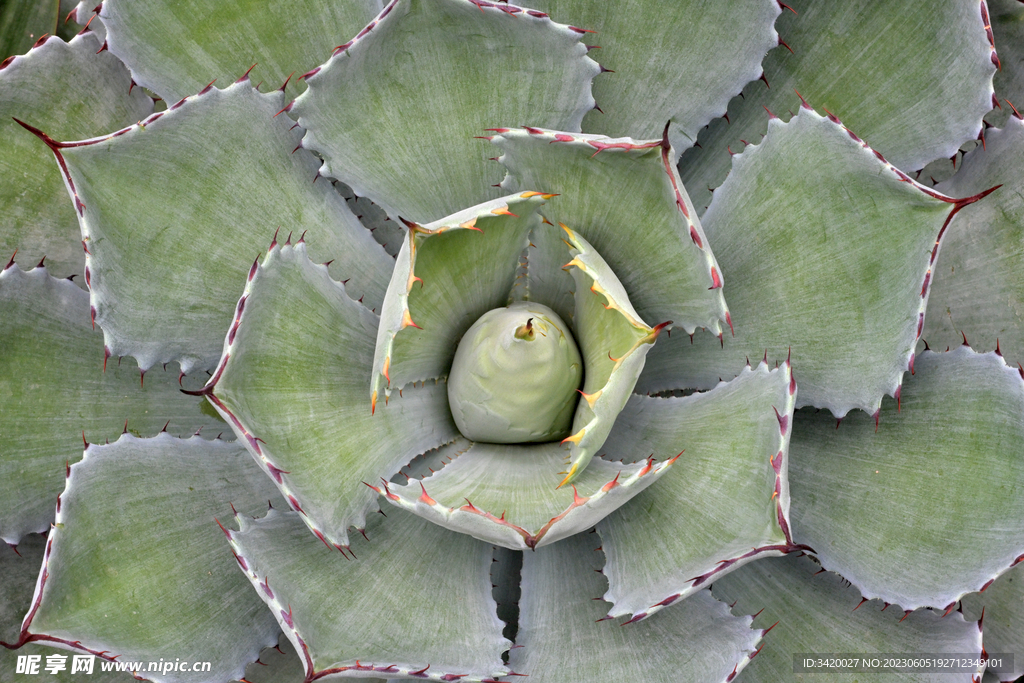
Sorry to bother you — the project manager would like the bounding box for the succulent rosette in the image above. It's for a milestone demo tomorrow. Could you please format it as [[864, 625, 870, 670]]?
[[2, 1, 1024, 683]]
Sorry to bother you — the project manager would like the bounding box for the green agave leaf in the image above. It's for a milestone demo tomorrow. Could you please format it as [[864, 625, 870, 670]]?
[[493, 128, 729, 336], [679, 0, 997, 212], [711, 554, 986, 683], [560, 225, 665, 484], [597, 360, 799, 622], [370, 193, 545, 404], [0, 264, 223, 544], [510, 530, 762, 683], [0, 0, 56, 59], [962, 561, 1024, 682], [20, 79, 391, 373], [643, 108, 993, 417], [525, 0, 781, 156], [0, 32, 151, 280], [789, 347, 1024, 611], [923, 116, 1024, 366], [98, 0, 381, 102], [227, 506, 510, 682], [292, 0, 600, 223], [205, 242, 457, 549], [1, 537, 135, 682], [6, 434, 283, 683], [375, 441, 674, 549], [987, 0, 1024, 129]]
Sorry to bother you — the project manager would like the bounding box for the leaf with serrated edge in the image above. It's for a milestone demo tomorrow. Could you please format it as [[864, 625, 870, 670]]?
[[202, 242, 457, 549], [5, 434, 283, 683], [0, 264, 224, 544], [293, 0, 599, 223], [712, 554, 986, 683], [679, 0, 996, 212], [376, 441, 675, 550], [525, 0, 780, 156], [1, 33, 151, 280], [371, 193, 545, 403], [597, 360, 800, 622], [641, 108, 997, 417], [0, 538, 136, 682], [560, 225, 666, 484], [962, 561, 1024, 682], [510, 530, 761, 683], [20, 79, 392, 374], [789, 347, 1024, 611], [494, 127, 728, 336], [227, 506, 509, 682], [99, 0, 381, 102], [924, 116, 1023, 366]]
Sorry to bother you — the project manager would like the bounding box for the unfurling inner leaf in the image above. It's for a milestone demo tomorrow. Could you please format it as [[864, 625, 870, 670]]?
[[448, 301, 582, 444]]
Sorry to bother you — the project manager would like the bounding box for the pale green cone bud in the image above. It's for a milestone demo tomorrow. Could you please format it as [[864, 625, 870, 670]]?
[[447, 302, 582, 443]]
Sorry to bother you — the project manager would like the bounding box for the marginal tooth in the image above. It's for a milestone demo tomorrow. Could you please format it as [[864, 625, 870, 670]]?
[[561, 428, 585, 445]]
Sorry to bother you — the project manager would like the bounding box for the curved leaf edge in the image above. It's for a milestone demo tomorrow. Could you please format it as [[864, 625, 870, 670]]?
[[223, 506, 512, 683], [558, 224, 669, 485], [369, 192, 552, 407], [188, 241, 453, 552], [10, 75, 338, 377], [491, 124, 730, 337], [602, 357, 810, 623], [372, 453, 677, 550], [291, 0, 601, 214], [714, 102, 1003, 418], [0, 433, 265, 680], [809, 344, 1024, 615]]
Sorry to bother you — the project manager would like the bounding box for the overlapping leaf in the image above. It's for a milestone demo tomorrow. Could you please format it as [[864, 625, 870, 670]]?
[[639, 109, 990, 417], [370, 194, 545, 403], [8, 435, 283, 683], [510, 530, 762, 683], [597, 360, 799, 622], [986, 0, 1024, 129], [525, 0, 781, 155], [205, 243, 457, 549], [228, 507, 509, 682], [788, 347, 1024, 611], [24, 80, 391, 373], [1, 32, 151, 280], [376, 442, 674, 549], [962, 562, 1024, 682], [493, 128, 728, 336], [679, 0, 997, 211], [0, 537, 135, 682], [98, 0, 382, 102], [559, 226, 666, 483], [712, 555, 986, 683], [293, 0, 600, 222], [0, 264, 223, 544], [923, 116, 1024, 366]]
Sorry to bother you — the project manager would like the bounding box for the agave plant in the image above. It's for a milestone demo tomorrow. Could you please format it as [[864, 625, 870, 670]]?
[[2, 0, 1024, 682]]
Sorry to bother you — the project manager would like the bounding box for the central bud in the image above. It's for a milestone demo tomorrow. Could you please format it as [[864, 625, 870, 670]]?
[[447, 301, 582, 443]]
